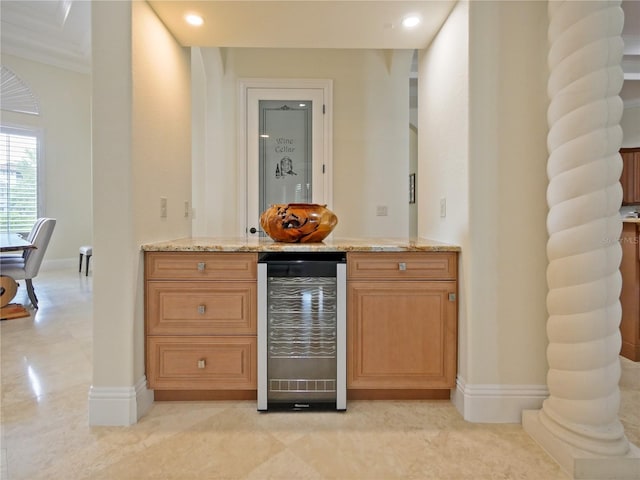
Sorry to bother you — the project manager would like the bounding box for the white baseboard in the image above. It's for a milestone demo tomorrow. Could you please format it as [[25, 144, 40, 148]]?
[[88, 376, 154, 426], [135, 376, 155, 420], [452, 376, 549, 423]]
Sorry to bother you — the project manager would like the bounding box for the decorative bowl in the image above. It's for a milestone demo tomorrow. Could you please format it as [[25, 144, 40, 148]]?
[[260, 203, 338, 243]]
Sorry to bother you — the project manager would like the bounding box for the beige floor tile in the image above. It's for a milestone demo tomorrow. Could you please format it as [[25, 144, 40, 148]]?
[[1, 270, 638, 480]]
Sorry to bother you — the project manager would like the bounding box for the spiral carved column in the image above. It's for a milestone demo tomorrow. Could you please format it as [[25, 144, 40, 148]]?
[[523, 1, 640, 477]]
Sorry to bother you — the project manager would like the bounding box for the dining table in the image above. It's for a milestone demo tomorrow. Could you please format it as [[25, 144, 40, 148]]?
[[1, 233, 36, 317], [0, 233, 36, 252]]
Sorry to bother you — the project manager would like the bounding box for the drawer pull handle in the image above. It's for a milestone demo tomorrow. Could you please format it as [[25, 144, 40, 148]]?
[[398, 262, 407, 271], [197, 262, 206, 271], [197, 359, 206, 369], [198, 305, 206, 315]]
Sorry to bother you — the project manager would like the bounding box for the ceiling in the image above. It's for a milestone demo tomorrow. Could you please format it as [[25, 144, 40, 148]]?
[[1, 0, 639, 106], [146, 1, 455, 49]]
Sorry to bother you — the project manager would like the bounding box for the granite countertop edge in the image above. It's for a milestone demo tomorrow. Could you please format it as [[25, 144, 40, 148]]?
[[141, 237, 461, 253]]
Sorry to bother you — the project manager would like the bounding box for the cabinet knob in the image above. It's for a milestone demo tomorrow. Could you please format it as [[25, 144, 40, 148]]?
[[197, 262, 206, 271], [197, 359, 206, 369], [398, 262, 407, 271], [198, 304, 206, 315]]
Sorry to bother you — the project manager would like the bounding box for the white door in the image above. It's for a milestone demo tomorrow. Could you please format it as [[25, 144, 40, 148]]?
[[239, 79, 332, 236]]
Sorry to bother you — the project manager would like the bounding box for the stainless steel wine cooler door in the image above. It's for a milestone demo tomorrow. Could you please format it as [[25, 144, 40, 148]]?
[[257, 252, 346, 411]]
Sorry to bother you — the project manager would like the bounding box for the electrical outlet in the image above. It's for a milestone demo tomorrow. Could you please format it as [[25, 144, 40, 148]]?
[[440, 198, 446, 218], [160, 197, 167, 218], [376, 205, 388, 216], [184, 200, 190, 218]]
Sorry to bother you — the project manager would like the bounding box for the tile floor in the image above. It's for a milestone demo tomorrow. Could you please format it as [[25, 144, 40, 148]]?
[[1, 270, 638, 480]]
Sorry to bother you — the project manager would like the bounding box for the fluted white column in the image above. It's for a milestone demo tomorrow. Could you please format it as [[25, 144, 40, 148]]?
[[523, 1, 640, 478]]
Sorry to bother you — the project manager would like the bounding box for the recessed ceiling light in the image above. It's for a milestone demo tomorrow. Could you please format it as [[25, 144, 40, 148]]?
[[402, 15, 421, 28], [185, 13, 204, 26]]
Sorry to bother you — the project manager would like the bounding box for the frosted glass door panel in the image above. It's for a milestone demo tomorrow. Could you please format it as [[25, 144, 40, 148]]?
[[259, 100, 312, 215]]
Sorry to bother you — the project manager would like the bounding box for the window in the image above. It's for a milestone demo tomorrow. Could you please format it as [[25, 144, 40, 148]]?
[[0, 127, 40, 234]]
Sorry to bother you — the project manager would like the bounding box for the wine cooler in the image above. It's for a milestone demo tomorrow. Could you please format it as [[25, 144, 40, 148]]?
[[257, 252, 346, 411]]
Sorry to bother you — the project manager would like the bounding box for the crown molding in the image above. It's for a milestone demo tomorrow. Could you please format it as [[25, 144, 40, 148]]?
[[1, 0, 91, 74]]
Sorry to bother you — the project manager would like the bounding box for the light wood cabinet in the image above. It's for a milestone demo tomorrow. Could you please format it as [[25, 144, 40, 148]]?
[[145, 252, 258, 397], [347, 252, 458, 398], [620, 222, 640, 361], [145, 249, 459, 401], [621, 148, 640, 205]]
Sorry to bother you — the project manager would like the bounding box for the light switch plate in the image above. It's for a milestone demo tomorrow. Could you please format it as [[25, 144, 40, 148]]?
[[160, 197, 167, 218]]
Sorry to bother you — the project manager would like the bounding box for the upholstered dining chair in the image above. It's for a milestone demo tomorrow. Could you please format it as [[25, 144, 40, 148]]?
[[0, 218, 56, 308]]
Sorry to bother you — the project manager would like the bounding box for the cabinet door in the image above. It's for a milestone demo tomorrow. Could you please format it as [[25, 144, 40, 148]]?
[[348, 281, 457, 389], [621, 150, 640, 205], [620, 223, 640, 361]]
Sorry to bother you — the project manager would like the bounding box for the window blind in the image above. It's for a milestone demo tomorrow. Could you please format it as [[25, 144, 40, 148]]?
[[0, 130, 39, 234]]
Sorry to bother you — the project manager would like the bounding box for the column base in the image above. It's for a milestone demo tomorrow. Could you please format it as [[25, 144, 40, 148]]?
[[523, 410, 640, 479]]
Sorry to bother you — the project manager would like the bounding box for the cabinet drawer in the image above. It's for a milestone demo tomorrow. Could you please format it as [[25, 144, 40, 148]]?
[[147, 337, 257, 390], [347, 252, 456, 280], [145, 252, 257, 280], [146, 282, 256, 335]]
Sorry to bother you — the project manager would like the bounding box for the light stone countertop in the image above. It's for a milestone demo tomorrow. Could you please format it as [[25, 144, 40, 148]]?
[[141, 236, 461, 253], [622, 217, 640, 224]]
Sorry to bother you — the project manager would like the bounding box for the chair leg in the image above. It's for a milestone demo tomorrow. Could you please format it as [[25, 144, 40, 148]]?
[[25, 279, 38, 309], [85, 255, 91, 276], [79, 253, 83, 273]]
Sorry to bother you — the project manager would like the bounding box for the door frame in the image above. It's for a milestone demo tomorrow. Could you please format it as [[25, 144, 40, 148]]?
[[238, 78, 333, 236]]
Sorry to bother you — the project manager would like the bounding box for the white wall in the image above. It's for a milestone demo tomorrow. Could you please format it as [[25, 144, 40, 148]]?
[[90, 1, 191, 425], [191, 47, 234, 236], [131, 0, 192, 385], [418, 0, 471, 382], [419, 0, 549, 419], [132, 2, 192, 245], [466, 0, 548, 387], [621, 105, 640, 146], [192, 48, 413, 238], [1, 54, 91, 264]]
